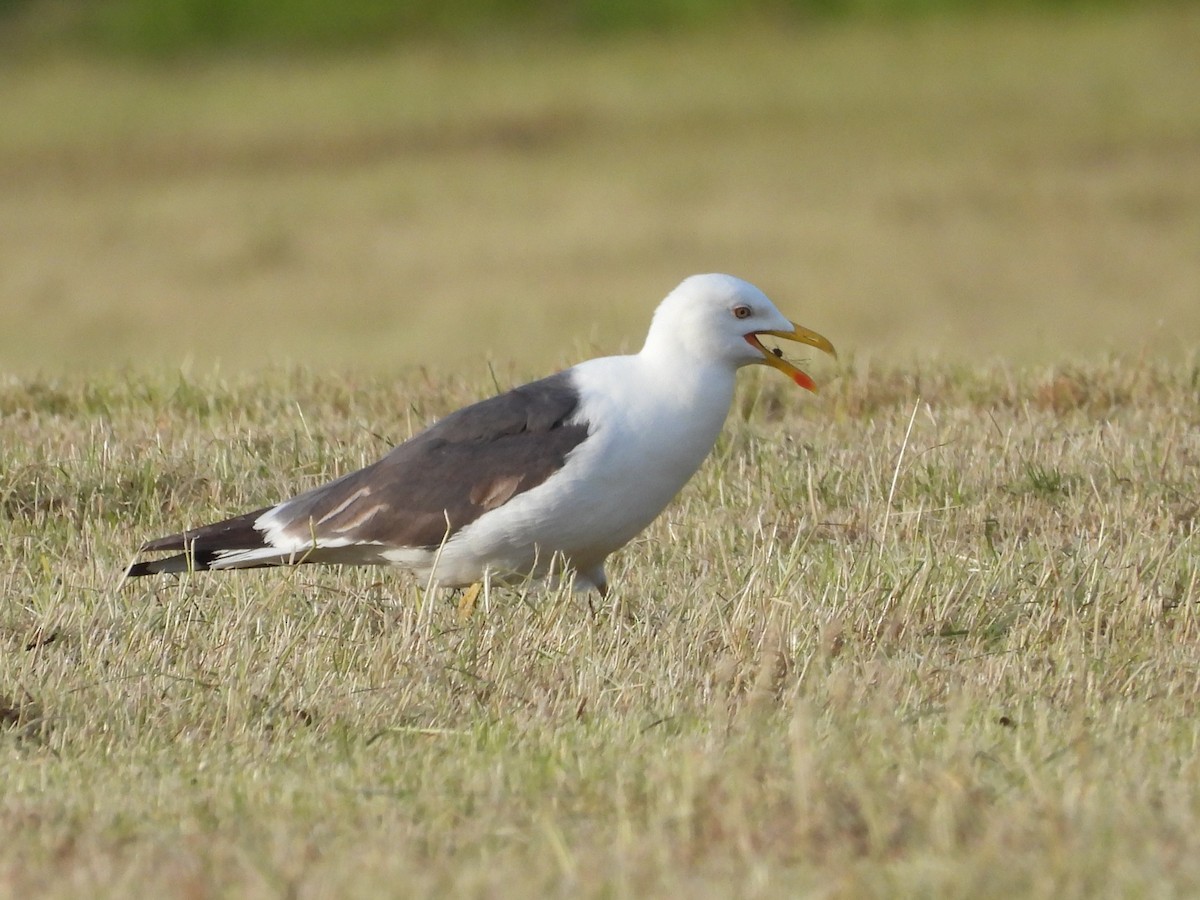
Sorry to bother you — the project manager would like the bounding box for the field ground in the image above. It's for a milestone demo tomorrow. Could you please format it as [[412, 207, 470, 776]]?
[[1, 5, 1198, 374], [3, 4, 1200, 897], [2, 359, 1199, 896]]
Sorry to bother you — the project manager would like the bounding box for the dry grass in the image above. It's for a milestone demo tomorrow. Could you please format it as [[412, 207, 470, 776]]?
[[3, 5, 1200, 896], [1, 6, 1199, 373], [2, 356, 1199, 896]]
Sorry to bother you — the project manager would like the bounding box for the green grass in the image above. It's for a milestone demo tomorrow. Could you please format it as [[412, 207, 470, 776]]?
[[3, 357, 1200, 896], [1, 0, 1156, 56]]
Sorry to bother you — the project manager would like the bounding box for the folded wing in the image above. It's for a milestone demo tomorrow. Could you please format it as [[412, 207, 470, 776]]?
[[127, 372, 591, 576]]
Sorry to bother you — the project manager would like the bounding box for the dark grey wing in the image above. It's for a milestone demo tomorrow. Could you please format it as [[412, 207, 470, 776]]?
[[127, 370, 591, 576], [278, 370, 590, 548]]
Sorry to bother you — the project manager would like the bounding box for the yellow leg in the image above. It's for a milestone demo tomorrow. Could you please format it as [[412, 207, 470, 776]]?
[[456, 582, 482, 623]]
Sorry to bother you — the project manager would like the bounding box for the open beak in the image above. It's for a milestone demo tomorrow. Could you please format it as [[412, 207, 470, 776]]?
[[744, 323, 837, 391]]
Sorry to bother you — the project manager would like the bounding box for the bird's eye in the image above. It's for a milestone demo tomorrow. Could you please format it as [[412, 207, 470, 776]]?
[[733, 305, 752, 320]]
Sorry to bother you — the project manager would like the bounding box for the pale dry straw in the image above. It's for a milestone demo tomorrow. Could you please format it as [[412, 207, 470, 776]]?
[[1, 357, 1198, 896]]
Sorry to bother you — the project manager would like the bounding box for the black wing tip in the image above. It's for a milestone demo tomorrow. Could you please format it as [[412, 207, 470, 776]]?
[[125, 560, 154, 578], [125, 550, 218, 578], [138, 532, 189, 554], [127, 506, 277, 578]]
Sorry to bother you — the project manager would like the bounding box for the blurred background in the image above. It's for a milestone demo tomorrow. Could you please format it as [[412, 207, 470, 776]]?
[[1, 0, 1197, 375]]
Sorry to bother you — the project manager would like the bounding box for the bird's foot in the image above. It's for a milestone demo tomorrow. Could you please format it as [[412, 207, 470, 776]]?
[[456, 582, 483, 623]]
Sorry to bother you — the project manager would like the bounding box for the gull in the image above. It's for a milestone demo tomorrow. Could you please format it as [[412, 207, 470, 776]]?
[[126, 273, 835, 598]]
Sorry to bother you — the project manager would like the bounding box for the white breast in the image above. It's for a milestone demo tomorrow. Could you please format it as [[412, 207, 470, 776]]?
[[427, 354, 736, 587]]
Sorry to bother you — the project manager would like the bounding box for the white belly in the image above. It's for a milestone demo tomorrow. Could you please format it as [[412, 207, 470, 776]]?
[[424, 356, 736, 588]]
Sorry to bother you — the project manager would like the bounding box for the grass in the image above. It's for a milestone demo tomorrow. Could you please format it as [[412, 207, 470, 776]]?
[[2, 4, 1200, 895], [2, 356, 1199, 896], [1, 0, 1155, 56], [1, 5, 1199, 373]]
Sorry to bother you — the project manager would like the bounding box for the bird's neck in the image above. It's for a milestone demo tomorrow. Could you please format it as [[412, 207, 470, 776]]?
[[633, 347, 737, 430]]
